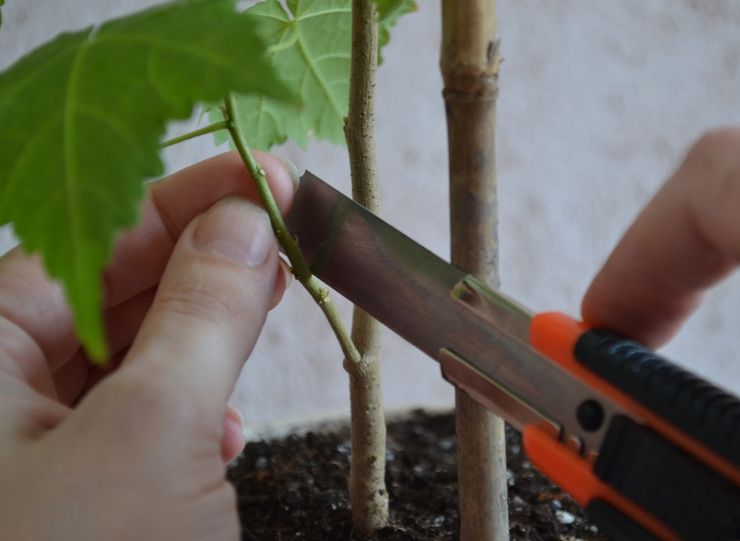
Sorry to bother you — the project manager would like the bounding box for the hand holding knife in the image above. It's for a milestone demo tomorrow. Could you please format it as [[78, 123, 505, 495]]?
[[285, 171, 740, 541]]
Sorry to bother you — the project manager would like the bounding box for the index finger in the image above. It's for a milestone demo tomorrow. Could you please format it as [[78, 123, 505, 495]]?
[[582, 129, 740, 347], [106, 150, 294, 306]]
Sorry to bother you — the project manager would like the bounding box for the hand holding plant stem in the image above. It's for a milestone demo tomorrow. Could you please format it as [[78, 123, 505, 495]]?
[[166, 94, 366, 391], [0, 0, 413, 535], [0, 153, 294, 540]]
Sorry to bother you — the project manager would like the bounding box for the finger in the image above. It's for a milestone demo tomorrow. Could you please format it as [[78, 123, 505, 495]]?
[[62, 352, 247, 461], [270, 258, 292, 310], [55, 256, 290, 406], [52, 355, 89, 406], [53, 287, 156, 404], [582, 129, 740, 347], [222, 406, 246, 464], [80, 349, 128, 400], [0, 152, 294, 388], [104, 151, 294, 307], [119, 196, 280, 423], [0, 251, 69, 397]]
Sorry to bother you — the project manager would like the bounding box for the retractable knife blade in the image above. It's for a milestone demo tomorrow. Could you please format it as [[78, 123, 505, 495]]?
[[284, 171, 740, 541]]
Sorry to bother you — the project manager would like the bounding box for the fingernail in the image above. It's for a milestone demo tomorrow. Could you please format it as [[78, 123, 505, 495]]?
[[276, 155, 301, 188], [226, 406, 244, 432], [279, 257, 294, 289], [194, 198, 274, 268]]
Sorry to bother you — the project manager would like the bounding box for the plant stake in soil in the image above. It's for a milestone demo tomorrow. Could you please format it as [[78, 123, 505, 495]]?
[[440, 1, 509, 539]]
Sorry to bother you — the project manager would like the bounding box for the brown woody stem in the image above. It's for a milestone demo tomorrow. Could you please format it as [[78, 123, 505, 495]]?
[[440, 1, 509, 540], [343, 0, 389, 535]]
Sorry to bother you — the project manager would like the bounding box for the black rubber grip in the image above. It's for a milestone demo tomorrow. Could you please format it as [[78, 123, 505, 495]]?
[[594, 415, 740, 540], [574, 329, 740, 467], [586, 499, 661, 541]]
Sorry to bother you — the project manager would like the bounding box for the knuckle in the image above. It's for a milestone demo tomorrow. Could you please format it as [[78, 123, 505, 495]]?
[[154, 268, 256, 326], [107, 368, 213, 435], [106, 371, 178, 421]]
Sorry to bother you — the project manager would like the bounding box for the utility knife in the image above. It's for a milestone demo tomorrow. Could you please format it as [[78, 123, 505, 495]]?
[[284, 171, 740, 541]]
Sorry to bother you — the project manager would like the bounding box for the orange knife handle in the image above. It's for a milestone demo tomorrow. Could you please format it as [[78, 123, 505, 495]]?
[[526, 312, 740, 541]]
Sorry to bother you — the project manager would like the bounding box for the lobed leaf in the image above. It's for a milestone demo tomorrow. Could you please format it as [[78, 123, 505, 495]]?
[[223, 0, 416, 152], [221, 0, 352, 150], [374, 0, 417, 63], [0, 0, 292, 360]]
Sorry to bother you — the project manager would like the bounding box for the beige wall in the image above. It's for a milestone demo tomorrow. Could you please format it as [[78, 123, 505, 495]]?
[[2, 1, 739, 428]]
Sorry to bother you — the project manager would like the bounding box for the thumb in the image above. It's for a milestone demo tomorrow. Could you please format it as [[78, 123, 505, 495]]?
[[120, 196, 279, 422]]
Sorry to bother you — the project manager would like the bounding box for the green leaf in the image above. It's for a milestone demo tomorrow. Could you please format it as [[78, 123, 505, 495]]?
[[0, 0, 5, 30], [223, 0, 415, 151], [221, 0, 352, 150], [0, 0, 292, 361], [374, 0, 416, 63]]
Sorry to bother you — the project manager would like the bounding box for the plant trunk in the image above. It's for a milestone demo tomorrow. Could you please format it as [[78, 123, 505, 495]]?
[[343, 0, 388, 535], [440, 2, 509, 540]]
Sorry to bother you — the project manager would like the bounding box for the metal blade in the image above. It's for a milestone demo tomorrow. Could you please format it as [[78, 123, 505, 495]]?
[[285, 171, 629, 456]]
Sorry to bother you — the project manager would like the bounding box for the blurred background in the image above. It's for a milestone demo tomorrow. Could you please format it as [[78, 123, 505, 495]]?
[[2, 1, 739, 430]]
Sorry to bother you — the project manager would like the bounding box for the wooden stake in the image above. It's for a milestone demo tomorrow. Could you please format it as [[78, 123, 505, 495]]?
[[440, 1, 509, 539]]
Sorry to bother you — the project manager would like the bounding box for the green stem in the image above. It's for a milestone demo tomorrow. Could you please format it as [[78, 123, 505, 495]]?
[[161, 120, 229, 148], [304, 275, 360, 363], [223, 94, 360, 363]]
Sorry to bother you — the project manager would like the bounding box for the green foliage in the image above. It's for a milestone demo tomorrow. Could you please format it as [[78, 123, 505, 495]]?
[[0, 0, 291, 360], [0, 0, 5, 29], [220, 0, 415, 151], [220, 0, 352, 150], [374, 0, 417, 62]]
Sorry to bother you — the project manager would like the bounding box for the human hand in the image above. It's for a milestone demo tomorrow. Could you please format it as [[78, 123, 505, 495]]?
[[583, 129, 740, 348], [0, 152, 294, 540]]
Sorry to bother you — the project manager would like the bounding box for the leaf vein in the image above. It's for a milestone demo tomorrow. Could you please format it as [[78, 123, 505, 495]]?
[[295, 8, 351, 21], [95, 34, 240, 73], [313, 52, 351, 62], [250, 12, 290, 23], [1, 111, 63, 213], [75, 103, 147, 158], [62, 36, 90, 299], [0, 40, 81, 112], [294, 27, 343, 123]]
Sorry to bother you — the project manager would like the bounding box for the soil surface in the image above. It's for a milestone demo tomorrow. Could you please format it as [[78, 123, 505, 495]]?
[[229, 410, 606, 540]]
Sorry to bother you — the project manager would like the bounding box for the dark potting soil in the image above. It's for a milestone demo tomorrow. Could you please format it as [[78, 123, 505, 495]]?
[[228, 410, 606, 541]]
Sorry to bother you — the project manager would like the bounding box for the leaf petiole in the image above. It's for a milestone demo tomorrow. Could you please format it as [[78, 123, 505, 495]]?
[[160, 120, 229, 148]]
